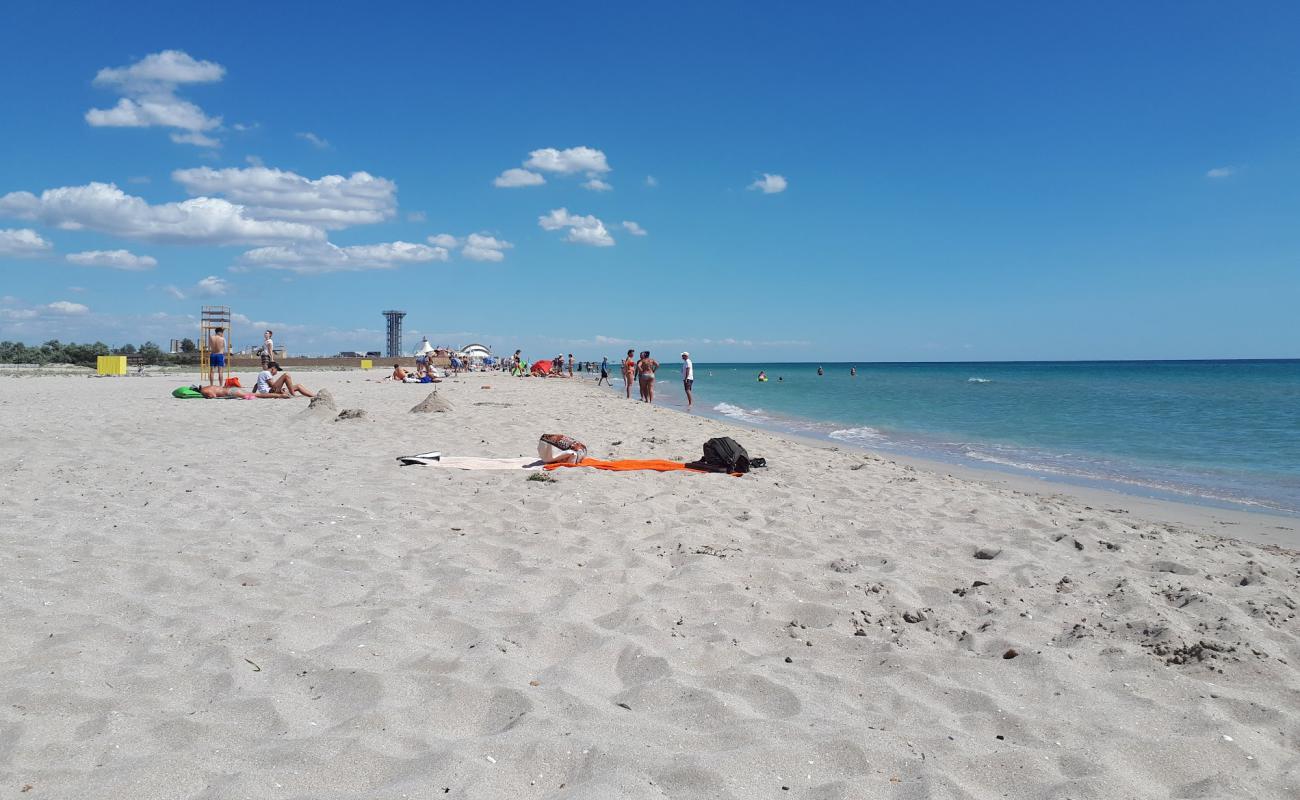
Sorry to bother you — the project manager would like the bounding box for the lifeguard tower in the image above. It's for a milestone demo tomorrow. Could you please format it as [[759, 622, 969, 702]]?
[[199, 305, 232, 383]]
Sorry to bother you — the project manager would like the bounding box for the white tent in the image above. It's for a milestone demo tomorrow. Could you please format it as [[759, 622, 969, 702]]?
[[459, 343, 492, 360]]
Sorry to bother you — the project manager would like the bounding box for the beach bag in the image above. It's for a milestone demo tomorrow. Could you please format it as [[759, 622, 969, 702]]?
[[538, 433, 587, 465], [699, 437, 751, 473], [224, 376, 242, 388]]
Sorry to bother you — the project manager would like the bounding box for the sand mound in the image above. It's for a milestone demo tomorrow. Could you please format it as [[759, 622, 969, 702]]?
[[297, 388, 338, 420], [410, 390, 452, 413], [335, 408, 367, 421]]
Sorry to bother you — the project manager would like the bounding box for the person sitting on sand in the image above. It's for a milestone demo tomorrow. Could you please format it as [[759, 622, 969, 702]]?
[[391, 363, 407, 381], [255, 362, 315, 397]]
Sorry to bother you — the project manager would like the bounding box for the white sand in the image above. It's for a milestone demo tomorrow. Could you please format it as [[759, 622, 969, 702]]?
[[1, 371, 1296, 799]]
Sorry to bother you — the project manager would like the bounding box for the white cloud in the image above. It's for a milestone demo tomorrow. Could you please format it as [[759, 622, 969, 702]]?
[[493, 168, 546, 188], [170, 131, 219, 147], [538, 208, 614, 247], [0, 228, 53, 257], [1206, 166, 1236, 178], [195, 275, 228, 296], [93, 49, 225, 88], [164, 285, 187, 300], [47, 300, 89, 315], [66, 249, 158, 271], [427, 232, 513, 262], [407, 210, 427, 223], [621, 220, 647, 236], [171, 166, 396, 228], [461, 233, 512, 262], [0, 182, 322, 245], [749, 173, 788, 194], [525, 147, 610, 175], [645, 175, 658, 187], [582, 178, 613, 192], [238, 240, 448, 274], [297, 131, 331, 149], [85, 50, 224, 146]]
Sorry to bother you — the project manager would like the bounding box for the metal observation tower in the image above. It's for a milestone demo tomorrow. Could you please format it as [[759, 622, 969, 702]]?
[[383, 310, 406, 358]]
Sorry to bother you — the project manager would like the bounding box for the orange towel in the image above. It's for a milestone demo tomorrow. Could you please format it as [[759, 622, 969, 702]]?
[[543, 458, 707, 473]]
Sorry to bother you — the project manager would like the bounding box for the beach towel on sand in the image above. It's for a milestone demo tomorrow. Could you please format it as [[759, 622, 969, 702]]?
[[417, 456, 544, 471], [543, 458, 727, 474]]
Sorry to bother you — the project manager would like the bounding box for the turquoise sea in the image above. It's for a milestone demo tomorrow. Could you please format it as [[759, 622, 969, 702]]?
[[608, 360, 1300, 515]]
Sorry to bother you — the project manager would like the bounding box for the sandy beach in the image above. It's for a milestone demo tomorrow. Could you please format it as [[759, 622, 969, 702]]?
[[1, 370, 1297, 799]]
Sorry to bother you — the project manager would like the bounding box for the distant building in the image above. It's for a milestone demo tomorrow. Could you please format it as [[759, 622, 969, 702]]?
[[169, 339, 181, 354]]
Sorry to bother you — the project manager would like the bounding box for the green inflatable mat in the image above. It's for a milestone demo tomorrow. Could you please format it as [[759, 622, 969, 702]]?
[[172, 386, 203, 399]]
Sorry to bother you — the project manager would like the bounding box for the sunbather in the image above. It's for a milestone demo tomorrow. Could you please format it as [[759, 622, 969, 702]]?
[[198, 385, 289, 399], [255, 362, 316, 397]]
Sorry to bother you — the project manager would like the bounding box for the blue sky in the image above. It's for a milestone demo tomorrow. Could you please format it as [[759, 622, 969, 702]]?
[[1, 1, 1297, 360]]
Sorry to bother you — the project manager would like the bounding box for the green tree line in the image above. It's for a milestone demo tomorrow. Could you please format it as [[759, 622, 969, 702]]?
[[0, 339, 201, 367]]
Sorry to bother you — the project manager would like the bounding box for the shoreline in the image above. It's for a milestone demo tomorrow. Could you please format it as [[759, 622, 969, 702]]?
[[592, 373, 1299, 550]]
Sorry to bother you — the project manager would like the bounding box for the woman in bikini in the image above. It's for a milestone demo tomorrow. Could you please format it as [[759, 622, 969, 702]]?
[[637, 351, 660, 404], [621, 349, 636, 399]]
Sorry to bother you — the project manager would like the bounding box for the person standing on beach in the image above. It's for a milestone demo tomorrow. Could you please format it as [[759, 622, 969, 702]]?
[[637, 350, 659, 404], [567, 353, 574, 377], [680, 351, 694, 408], [598, 356, 610, 385], [260, 330, 275, 370], [622, 349, 636, 399], [207, 326, 226, 386]]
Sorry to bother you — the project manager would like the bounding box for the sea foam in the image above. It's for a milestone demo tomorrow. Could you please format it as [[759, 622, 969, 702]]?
[[829, 426, 886, 444], [713, 403, 768, 424]]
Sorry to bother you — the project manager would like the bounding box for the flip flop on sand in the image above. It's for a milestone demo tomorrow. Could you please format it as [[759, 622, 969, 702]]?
[[396, 451, 442, 466]]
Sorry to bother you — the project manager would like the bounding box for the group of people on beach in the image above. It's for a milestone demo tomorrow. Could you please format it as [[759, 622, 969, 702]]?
[[506, 350, 578, 378], [203, 326, 315, 399], [606, 349, 693, 408]]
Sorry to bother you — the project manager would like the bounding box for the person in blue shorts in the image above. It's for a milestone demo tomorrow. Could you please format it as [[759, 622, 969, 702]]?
[[207, 326, 226, 386]]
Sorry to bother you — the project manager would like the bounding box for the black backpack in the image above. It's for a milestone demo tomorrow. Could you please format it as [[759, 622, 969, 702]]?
[[698, 437, 751, 473]]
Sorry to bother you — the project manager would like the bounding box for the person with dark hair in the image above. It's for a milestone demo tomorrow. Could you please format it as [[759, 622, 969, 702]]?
[[261, 330, 275, 370], [637, 350, 659, 404], [207, 326, 226, 386], [622, 349, 636, 399], [254, 362, 315, 397], [598, 356, 610, 386]]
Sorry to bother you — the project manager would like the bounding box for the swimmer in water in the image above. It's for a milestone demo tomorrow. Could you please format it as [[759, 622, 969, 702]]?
[[817, 365, 824, 376], [757, 370, 767, 382], [850, 366, 856, 376]]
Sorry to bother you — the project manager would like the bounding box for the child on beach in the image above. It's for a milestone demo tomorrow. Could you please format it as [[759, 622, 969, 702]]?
[[207, 327, 226, 386]]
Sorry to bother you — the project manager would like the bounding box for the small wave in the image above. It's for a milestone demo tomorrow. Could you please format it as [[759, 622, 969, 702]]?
[[713, 402, 768, 423], [967, 377, 992, 383], [829, 426, 887, 444]]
